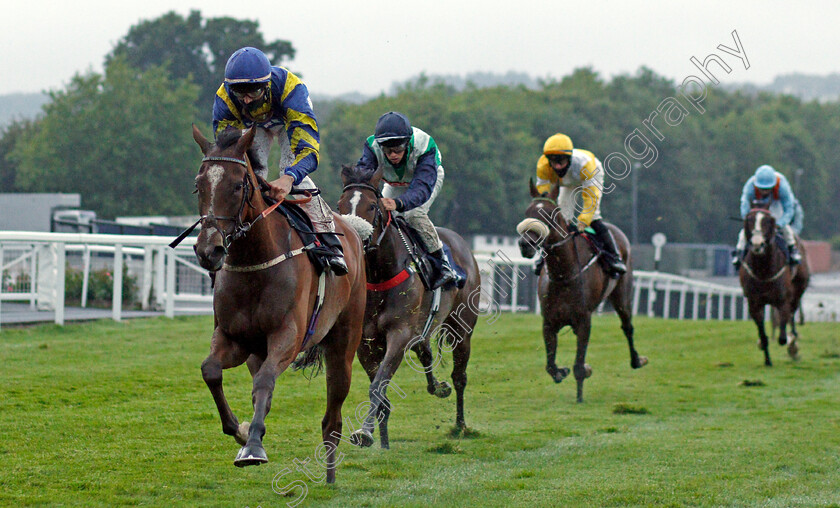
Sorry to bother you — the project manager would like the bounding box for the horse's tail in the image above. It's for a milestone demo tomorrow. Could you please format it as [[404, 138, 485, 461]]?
[[291, 344, 325, 378]]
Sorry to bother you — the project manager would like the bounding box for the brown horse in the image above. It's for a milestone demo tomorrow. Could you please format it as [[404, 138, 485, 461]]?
[[191, 126, 366, 483], [516, 180, 647, 402], [336, 164, 480, 448], [738, 208, 810, 366]]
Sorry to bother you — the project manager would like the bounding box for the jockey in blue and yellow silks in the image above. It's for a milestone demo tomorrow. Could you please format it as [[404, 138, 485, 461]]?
[[732, 164, 802, 267], [356, 111, 457, 290], [533, 133, 626, 276], [212, 47, 346, 275]]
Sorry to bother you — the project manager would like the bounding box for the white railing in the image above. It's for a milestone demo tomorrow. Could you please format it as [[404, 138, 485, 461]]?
[[0, 231, 211, 328], [475, 252, 840, 322], [2, 233, 837, 329]]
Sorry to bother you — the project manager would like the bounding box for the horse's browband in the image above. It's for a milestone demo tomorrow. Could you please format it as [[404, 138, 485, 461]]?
[[203, 156, 248, 166]]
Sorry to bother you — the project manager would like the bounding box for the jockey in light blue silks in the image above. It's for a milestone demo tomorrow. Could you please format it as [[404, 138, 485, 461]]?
[[732, 165, 802, 267]]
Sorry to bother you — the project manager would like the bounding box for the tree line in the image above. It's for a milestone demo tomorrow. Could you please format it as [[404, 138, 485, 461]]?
[[1, 11, 838, 247]]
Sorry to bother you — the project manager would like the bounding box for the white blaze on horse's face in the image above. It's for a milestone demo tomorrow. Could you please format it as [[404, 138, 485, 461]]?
[[348, 190, 362, 216], [206, 164, 225, 215], [750, 212, 766, 252]]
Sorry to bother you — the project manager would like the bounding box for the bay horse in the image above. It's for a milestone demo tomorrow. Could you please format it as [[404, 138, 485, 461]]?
[[190, 125, 366, 483], [336, 164, 480, 448], [738, 208, 810, 366], [516, 180, 647, 403]]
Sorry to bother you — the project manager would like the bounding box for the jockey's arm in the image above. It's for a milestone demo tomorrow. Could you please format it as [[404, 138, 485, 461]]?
[[393, 150, 437, 212], [739, 179, 754, 219], [576, 175, 602, 227], [535, 155, 555, 194], [356, 142, 378, 171], [777, 178, 796, 225]]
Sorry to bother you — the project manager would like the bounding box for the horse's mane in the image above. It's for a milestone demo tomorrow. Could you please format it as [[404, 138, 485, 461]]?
[[342, 164, 377, 185], [214, 128, 243, 151]]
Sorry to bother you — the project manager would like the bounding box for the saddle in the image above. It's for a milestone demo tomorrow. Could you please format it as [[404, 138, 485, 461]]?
[[579, 227, 621, 278], [393, 216, 466, 291], [255, 177, 341, 276]]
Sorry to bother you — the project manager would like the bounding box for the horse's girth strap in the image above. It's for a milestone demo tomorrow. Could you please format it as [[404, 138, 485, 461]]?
[[222, 242, 317, 272], [367, 267, 413, 291]]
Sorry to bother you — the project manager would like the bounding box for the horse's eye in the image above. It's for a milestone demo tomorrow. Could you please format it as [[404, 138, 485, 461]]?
[[234, 182, 243, 192], [369, 203, 377, 211]]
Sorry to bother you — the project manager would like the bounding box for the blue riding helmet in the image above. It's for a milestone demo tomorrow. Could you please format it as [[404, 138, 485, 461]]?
[[224, 47, 272, 84], [754, 165, 777, 189], [374, 111, 412, 145]]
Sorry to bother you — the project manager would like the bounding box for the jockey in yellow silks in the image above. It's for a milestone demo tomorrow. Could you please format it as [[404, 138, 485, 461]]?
[[533, 133, 626, 275]]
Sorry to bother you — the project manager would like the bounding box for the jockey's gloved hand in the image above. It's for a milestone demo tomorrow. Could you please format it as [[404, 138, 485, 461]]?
[[576, 220, 587, 233]]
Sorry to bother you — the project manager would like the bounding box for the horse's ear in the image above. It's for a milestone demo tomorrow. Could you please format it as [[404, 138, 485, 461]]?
[[529, 177, 539, 198], [236, 126, 257, 154], [192, 124, 211, 155], [548, 181, 560, 201], [340, 164, 355, 185], [370, 165, 384, 187]]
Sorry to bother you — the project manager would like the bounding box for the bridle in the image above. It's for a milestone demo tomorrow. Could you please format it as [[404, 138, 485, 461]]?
[[170, 155, 281, 251], [342, 182, 392, 252]]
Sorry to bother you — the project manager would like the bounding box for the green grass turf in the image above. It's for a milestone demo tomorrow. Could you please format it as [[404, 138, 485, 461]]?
[[1, 314, 838, 506]]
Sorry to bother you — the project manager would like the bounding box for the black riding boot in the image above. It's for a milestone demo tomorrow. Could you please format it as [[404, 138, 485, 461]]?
[[788, 245, 802, 266], [318, 233, 349, 276], [428, 248, 457, 290], [590, 220, 627, 275]]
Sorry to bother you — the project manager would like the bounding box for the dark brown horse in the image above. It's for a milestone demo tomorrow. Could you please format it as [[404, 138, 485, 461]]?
[[739, 208, 810, 365], [191, 126, 366, 483], [336, 165, 480, 448], [516, 180, 647, 402]]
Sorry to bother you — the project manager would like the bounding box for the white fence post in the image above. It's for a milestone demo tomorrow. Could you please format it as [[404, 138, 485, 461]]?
[[112, 244, 123, 322]]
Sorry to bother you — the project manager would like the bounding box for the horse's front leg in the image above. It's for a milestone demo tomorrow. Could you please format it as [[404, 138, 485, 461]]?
[[352, 328, 411, 450], [201, 329, 251, 445], [411, 336, 452, 399], [776, 304, 792, 347], [571, 317, 594, 403], [749, 301, 772, 366], [235, 327, 298, 467], [543, 319, 568, 383]]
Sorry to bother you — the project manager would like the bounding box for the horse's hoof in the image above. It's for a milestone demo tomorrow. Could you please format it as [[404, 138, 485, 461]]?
[[778, 335, 788, 346], [349, 429, 374, 448], [234, 444, 268, 467], [552, 367, 570, 383], [434, 382, 452, 398], [583, 364, 593, 378], [634, 356, 649, 369], [235, 421, 250, 446], [787, 341, 800, 359]]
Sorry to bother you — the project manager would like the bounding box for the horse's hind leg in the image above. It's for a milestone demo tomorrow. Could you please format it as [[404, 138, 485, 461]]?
[[200, 330, 251, 446], [609, 282, 648, 370], [450, 331, 472, 430], [570, 318, 594, 403], [320, 332, 358, 484], [749, 302, 772, 366], [543, 320, 568, 383]]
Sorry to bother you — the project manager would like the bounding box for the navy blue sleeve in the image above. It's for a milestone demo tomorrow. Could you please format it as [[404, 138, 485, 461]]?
[[395, 149, 438, 212], [357, 142, 378, 170]]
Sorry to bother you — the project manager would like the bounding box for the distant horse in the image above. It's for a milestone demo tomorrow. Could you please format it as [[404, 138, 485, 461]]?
[[516, 180, 647, 402], [739, 208, 810, 366], [337, 164, 480, 448], [190, 126, 366, 483]]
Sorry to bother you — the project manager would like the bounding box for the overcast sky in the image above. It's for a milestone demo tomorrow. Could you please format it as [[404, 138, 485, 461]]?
[[2, 1, 838, 98]]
